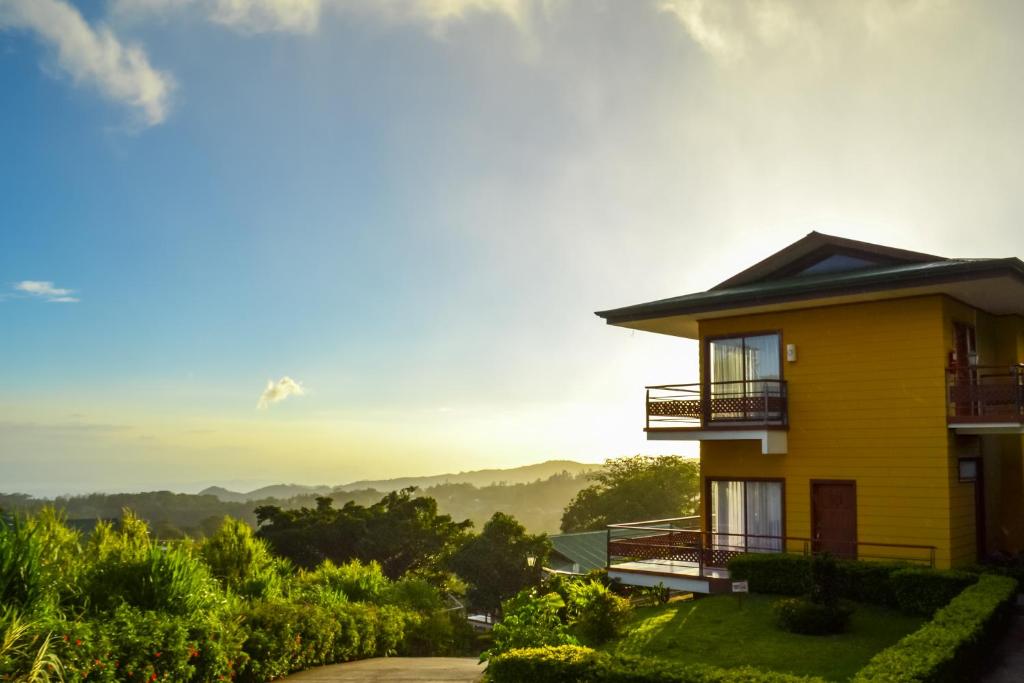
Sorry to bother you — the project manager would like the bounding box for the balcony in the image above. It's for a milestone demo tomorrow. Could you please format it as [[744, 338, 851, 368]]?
[[947, 365, 1024, 434], [606, 516, 936, 594], [644, 380, 788, 454]]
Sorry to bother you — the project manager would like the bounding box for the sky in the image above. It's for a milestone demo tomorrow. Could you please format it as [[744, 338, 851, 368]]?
[[2, 0, 1024, 496]]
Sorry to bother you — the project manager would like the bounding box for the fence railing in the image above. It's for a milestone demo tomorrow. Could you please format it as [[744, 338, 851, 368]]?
[[607, 517, 936, 578], [947, 365, 1024, 423], [646, 380, 788, 430]]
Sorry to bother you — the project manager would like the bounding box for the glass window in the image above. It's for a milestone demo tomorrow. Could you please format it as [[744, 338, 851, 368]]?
[[710, 480, 783, 552], [708, 333, 781, 420]]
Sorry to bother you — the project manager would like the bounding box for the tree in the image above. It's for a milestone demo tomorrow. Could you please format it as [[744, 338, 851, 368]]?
[[255, 488, 472, 579], [560, 456, 699, 532], [448, 512, 550, 613]]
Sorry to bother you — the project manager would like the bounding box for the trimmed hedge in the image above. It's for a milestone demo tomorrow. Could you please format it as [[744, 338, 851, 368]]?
[[727, 555, 978, 614], [727, 554, 812, 596], [852, 574, 1017, 682], [890, 568, 978, 617], [485, 645, 827, 683]]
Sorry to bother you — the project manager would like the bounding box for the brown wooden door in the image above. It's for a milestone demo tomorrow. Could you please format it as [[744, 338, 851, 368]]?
[[812, 481, 857, 559]]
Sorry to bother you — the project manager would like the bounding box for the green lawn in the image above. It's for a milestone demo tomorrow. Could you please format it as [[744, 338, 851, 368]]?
[[606, 594, 923, 681]]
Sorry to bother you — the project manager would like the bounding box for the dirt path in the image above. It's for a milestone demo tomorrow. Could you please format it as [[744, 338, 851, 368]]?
[[279, 657, 484, 682]]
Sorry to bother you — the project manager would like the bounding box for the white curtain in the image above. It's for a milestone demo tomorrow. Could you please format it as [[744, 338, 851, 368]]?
[[711, 481, 746, 551], [710, 334, 780, 420], [745, 482, 783, 552]]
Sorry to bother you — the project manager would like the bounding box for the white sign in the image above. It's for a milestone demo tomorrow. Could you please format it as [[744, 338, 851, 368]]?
[[732, 581, 749, 593]]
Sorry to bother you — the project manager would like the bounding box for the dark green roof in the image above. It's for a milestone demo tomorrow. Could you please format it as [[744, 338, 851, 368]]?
[[548, 531, 608, 574], [596, 257, 1024, 326]]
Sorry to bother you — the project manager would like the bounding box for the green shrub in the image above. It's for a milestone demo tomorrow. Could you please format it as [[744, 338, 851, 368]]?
[[564, 580, 631, 646], [487, 590, 578, 658], [485, 645, 827, 682], [0, 609, 63, 683], [86, 544, 221, 615], [201, 517, 286, 599], [235, 599, 409, 682], [773, 597, 852, 635], [890, 568, 977, 617], [400, 608, 478, 656], [0, 517, 47, 617], [51, 604, 198, 683], [727, 554, 811, 596], [835, 560, 906, 607], [853, 574, 1017, 682], [294, 559, 390, 603]]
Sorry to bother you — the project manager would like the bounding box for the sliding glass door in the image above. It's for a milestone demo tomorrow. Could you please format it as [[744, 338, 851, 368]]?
[[708, 333, 781, 420], [710, 479, 783, 552]]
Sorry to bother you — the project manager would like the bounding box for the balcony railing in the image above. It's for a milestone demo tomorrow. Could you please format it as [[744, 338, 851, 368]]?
[[607, 517, 937, 577], [947, 365, 1024, 424], [646, 380, 788, 430]]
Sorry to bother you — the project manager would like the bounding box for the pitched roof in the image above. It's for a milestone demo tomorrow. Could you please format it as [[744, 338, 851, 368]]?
[[547, 530, 608, 574], [595, 233, 1024, 332]]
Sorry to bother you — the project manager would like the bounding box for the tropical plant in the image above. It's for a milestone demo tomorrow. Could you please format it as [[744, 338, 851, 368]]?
[[0, 609, 63, 683]]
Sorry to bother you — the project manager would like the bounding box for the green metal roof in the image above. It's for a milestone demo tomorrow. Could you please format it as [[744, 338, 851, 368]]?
[[596, 257, 1024, 325], [548, 530, 608, 574]]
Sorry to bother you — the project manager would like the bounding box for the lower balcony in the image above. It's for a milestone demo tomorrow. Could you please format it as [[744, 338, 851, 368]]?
[[606, 517, 936, 594], [645, 380, 788, 454], [947, 365, 1024, 434]]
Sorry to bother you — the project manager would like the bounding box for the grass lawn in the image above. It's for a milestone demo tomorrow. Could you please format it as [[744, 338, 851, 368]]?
[[606, 594, 923, 681]]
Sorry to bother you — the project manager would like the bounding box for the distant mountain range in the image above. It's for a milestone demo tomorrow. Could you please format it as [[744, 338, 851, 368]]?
[[198, 460, 595, 503]]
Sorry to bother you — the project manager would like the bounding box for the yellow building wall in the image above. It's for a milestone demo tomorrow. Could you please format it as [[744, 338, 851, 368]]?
[[941, 301, 1024, 559], [698, 296, 954, 566]]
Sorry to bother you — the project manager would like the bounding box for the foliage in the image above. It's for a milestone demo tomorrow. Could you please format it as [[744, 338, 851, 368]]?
[[200, 516, 287, 598], [560, 456, 699, 533], [399, 609, 478, 657], [448, 512, 549, 613], [290, 558, 389, 604], [727, 553, 977, 617], [889, 568, 978, 617], [727, 554, 812, 596], [563, 580, 631, 646], [86, 543, 221, 615], [853, 574, 1017, 682], [772, 598, 852, 635], [487, 590, 578, 658], [256, 489, 472, 578], [232, 598, 409, 682], [0, 517, 47, 617], [0, 609, 63, 683], [485, 645, 828, 683], [611, 593, 923, 681]]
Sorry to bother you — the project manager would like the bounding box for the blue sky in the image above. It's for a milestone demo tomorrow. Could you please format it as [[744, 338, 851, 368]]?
[[2, 0, 1024, 495]]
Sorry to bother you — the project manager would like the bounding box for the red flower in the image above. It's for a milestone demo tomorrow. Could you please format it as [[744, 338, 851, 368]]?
[[76, 639, 82, 646]]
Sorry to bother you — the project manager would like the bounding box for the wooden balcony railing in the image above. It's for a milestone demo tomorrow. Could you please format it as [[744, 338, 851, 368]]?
[[947, 365, 1024, 424], [607, 517, 937, 576], [646, 380, 788, 430]]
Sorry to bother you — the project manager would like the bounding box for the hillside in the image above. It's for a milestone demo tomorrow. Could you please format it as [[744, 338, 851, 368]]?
[[199, 459, 595, 501]]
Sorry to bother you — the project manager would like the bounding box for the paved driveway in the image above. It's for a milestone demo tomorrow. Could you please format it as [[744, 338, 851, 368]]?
[[280, 657, 484, 682]]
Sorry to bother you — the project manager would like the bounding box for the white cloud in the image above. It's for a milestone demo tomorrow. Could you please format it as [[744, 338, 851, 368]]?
[[0, 0, 173, 126], [257, 376, 305, 409], [13, 280, 80, 303]]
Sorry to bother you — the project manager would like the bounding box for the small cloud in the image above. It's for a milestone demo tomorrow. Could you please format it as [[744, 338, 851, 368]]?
[[13, 280, 80, 302], [258, 376, 305, 410]]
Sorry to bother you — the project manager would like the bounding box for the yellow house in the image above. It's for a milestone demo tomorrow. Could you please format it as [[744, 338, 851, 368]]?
[[596, 233, 1024, 590]]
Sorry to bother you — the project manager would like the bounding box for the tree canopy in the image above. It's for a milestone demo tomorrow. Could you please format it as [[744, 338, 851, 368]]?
[[448, 512, 550, 613], [559, 456, 699, 533], [255, 488, 472, 578]]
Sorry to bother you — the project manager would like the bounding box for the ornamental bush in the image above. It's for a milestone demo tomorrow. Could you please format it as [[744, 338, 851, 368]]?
[[853, 574, 1017, 682], [727, 554, 812, 596], [773, 597, 852, 635], [564, 580, 631, 646], [889, 568, 978, 617], [485, 645, 827, 683]]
